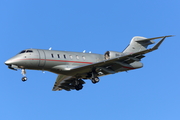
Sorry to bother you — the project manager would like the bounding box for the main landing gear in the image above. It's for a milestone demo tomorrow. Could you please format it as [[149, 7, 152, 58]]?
[[91, 77, 100, 84], [74, 79, 84, 91], [74, 72, 100, 91], [73, 76, 100, 91], [21, 69, 27, 82], [90, 72, 100, 84]]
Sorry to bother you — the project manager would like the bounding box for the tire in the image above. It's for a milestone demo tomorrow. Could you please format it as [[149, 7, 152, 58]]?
[[91, 77, 99, 84], [75, 84, 83, 91], [22, 77, 27, 82]]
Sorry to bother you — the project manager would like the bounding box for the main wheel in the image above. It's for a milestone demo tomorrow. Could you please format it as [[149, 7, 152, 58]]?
[[91, 77, 100, 84], [22, 77, 27, 82], [75, 84, 83, 91]]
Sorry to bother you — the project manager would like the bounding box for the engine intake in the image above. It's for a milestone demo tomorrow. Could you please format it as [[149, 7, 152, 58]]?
[[104, 51, 124, 60]]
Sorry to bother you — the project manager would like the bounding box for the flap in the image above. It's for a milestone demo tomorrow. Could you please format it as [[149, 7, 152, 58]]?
[[52, 75, 74, 91], [52, 74, 85, 91]]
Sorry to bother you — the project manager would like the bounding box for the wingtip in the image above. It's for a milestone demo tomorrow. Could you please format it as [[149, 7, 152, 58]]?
[[165, 35, 175, 37]]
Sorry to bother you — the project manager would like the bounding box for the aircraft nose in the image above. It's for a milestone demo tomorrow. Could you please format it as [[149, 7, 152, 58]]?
[[5, 59, 14, 65], [5, 60, 11, 65]]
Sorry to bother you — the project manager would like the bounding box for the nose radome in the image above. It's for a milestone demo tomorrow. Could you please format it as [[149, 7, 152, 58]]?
[[5, 58, 14, 65], [5, 55, 24, 66], [5, 59, 11, 65]]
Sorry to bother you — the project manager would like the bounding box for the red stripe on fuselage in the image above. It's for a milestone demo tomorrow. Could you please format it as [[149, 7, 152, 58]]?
[[12, 58, 136, 69], [16, 58, 93, 64]]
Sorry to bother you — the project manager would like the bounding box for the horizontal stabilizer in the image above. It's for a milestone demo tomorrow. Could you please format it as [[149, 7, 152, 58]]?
[[150, 35, 174, 50], [136, 35, 173, 42], [151, 37, 165, 50]]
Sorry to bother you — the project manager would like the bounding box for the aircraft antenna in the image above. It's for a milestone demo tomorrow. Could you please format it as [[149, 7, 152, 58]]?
[[49, 47, 52, 50], [83, 50, 86, 53]]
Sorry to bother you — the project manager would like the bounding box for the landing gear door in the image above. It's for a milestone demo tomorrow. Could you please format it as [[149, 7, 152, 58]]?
[[37, 50, 46, 67]]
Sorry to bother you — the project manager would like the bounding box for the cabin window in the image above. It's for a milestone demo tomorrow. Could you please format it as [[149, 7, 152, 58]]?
[[76, 55, 79, 60], [69, 55, 73, 59], [57, 54, 60, 58], [64, 54, 66, 59], [51, 54, 54, 58], [82, 56, 85, 60]]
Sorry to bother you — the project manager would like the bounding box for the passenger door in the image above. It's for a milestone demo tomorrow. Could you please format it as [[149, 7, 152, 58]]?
[[37, 50, 46, 67]]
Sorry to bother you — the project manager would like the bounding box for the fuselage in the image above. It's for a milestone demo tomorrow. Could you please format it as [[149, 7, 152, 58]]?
[[5, 49, 105, 74], [5, 48, 144, 79]]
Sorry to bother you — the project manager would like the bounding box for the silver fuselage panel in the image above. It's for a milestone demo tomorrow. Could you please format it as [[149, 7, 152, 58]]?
[[5, 49, 143, 77]]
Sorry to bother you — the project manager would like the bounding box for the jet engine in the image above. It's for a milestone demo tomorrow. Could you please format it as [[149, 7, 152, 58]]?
[[104, 51, 124, 60]]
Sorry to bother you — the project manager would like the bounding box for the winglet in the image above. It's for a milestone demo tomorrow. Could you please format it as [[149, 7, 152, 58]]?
[[151, 35, 174, 50]]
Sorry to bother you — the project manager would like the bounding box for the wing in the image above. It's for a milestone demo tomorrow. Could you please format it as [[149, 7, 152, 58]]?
[[52, 74, 85, 91], [68, 35, 172, 75]]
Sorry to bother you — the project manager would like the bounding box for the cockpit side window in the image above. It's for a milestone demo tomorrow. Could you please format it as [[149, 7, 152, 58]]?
[[19, 50, 26, 54]]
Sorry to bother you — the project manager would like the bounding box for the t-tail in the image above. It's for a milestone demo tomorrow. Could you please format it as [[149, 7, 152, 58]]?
[[123, 35, 173, 53]]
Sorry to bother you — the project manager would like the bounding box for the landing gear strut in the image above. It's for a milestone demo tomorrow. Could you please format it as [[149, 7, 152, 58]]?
[[74, 79, 84, 91], [21, 69, 27, 82]]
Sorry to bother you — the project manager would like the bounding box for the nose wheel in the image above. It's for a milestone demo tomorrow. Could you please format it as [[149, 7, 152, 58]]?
[[21, 69, 27, 82], [22, 76, 28, 82]]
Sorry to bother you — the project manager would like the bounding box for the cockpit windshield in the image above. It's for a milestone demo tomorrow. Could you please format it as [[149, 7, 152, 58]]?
[[19, 50, 33, 54], [19, 50, 26, 54], [26, 50, 33, 53]]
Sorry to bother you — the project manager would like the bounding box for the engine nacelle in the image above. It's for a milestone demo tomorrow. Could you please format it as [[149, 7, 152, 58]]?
[[104, 51, 124, 60]]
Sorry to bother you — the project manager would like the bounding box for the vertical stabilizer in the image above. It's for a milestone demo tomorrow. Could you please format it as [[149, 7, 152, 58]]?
[[123, 36, 155, 53]]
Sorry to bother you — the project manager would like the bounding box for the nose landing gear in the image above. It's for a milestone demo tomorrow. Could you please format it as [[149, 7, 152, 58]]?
[[22, 76, 27, 82], [21, 69, 27, 82]]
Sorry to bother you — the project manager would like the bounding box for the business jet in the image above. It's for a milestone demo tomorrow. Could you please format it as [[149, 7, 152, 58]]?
[[5, 35, 172, 91]]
